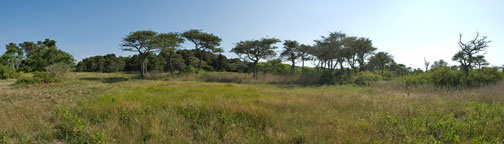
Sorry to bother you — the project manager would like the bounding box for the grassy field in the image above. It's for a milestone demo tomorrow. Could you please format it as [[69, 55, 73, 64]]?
[[1, 72, 504, 143]]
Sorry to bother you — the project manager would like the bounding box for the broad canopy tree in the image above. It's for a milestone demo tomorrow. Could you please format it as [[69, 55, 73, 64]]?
[[152, 33, 185, 74], [182, 29, 223, 72], [280, 40, 300, 73], [121, 30, 158, 77], [368, 51, 394, 76], [231, 38, 281, 78], [298, 44, 313, 74]]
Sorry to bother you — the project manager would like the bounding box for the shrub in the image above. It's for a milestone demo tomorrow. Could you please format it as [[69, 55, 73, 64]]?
[[353, 71, 380, 85], [430, 67, 464, 87], [45, 62, 72, 79], [16, 71, 59, 84], [397, 66, 503, 87], [201, 72, 252, 83], [0, 65, 20, 79]]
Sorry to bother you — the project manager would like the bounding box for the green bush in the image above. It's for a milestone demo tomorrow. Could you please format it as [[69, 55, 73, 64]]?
[[0, 65, 20, 79], [353, 71, 380, 85], [16, 71, 59, 84], [45, 62, 72, 79], [397, 66, 503, 87]]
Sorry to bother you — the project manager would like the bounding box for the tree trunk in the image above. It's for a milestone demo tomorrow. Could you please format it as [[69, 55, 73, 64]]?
[[197, 51, 203, 73], [168, 51, 174, 75], [291, 60, 295, 74], [301, 59, 305, 75], [253, 60, 258, 79]]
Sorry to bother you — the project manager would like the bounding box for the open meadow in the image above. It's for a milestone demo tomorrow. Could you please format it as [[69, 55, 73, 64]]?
[[1, 72, 503, 143]]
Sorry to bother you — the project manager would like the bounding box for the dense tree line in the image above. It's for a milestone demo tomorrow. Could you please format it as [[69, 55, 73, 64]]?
[[2, 30, 501, 86]]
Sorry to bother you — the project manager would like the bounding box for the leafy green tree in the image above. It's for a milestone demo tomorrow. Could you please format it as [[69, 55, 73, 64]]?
[[121, 30, 158, 77], [0, 43, 24, 71], [473, 55, 489, 70], [431, 59, 449, 70], [231, 38, 280, 78], [342, 36, 359, 72], [313, 32, 346, 71], [211, 54, 228, 72], [19, 41, 40, 57], [152, 33, 185, 74], [298, 44, 313, 74], [37, 38, 56, 49], [353, 38, 376, 71], [280, 40, 300, 74], [23, 47, 75, 72], [368, 52, 394, 76], [181, 29, 222, 72], [452, 32, 490, 74]]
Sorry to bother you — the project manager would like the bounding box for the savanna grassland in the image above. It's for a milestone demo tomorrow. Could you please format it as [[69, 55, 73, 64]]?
[[1, 72, 504, 143]]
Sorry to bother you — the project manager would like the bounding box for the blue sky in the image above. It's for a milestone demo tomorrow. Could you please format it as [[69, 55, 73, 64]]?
[[0, 0, 502, 68]]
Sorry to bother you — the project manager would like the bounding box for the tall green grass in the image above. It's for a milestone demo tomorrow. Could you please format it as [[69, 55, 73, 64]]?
[[0, 72, 503, 143]]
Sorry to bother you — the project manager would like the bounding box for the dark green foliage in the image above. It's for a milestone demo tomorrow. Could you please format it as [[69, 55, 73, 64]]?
[[76, 54, 126, 73], [231, 38, 281, 78], [182, 29, 223, 72], [0, 65, 20, 79], [0, 43, 23, 71], [280, 40, 300, 73], [22, 47, 75, 72], [121, 30, 158, 77]]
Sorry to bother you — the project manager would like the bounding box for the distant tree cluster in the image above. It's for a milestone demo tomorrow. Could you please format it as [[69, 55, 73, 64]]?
[[0, 39, 74, 79], [76, 49, 249, 74]]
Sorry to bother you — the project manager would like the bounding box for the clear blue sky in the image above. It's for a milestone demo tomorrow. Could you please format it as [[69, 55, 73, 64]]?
[[1, 0, 502, 68]]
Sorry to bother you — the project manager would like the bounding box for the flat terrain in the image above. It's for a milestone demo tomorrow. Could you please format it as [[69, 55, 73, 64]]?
[[1, 72, 504, 143]]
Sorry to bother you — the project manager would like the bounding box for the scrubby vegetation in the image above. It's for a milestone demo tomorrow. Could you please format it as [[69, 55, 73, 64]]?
[[398, 66, 503, 88], [1, 28, 503, 143], [1, 72, 504, 143]]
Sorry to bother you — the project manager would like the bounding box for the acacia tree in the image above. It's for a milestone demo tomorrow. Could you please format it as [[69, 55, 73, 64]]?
[[280, 40, 300, 74], [298, 44, 313, 74], [313, 32, 346, 72], [452, 32, 490, 74], [152, 33, 185, 74], [231, 38, 280, 78], [342, 37, 359, 72], [354, 38, 376, 71], [473, 55, 489, 70], [121, 30, 158, 77], [181, 29, 222, 72]]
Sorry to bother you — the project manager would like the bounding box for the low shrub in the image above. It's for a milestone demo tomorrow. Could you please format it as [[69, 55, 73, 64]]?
[[0, 65, 20, 79], [397, 67, 503, 87], [353, 71, 380, 85], [16, 71, 59, 84], [45, 62, 72, 79], [55, 106, 106, 144]]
